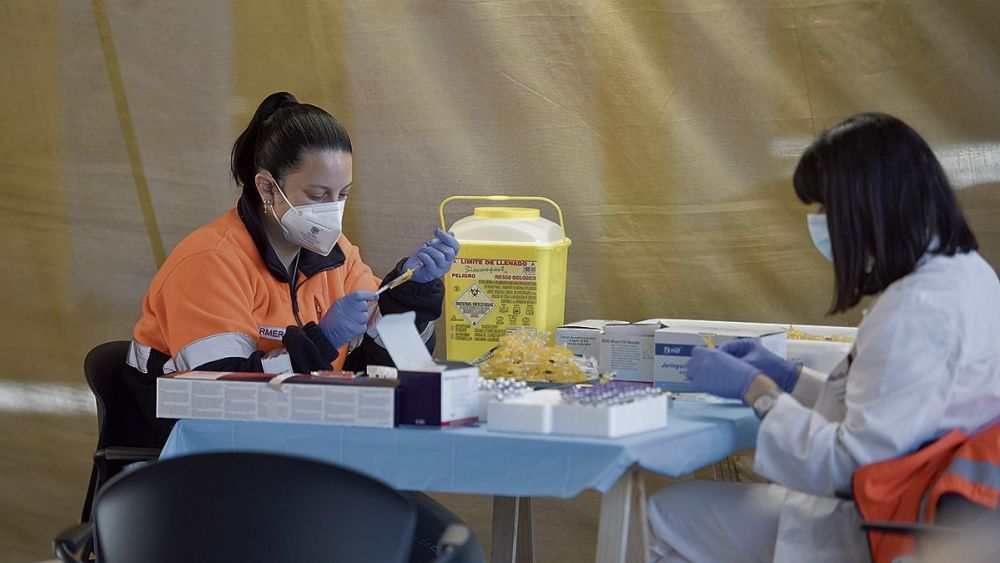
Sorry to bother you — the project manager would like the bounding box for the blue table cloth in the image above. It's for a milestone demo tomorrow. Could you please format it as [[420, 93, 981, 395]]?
[[160, 400, 759, 498]]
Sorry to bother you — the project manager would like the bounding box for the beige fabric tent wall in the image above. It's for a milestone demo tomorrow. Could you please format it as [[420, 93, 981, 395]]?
[[4, 0, 1000, 381], [1, 1, 999, 560]]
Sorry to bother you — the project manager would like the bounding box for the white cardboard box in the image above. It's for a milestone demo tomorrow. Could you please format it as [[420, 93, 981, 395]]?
[[657, 318, 857, 343], [487, 389, 561, 434], [653, 325, 787, 391], [599, 320, 662, 382], [396, 361, 479, 427], [550, 395, 668, 438], [377, 312, 480, 427], [556, 319, 628, 360], [488, 390, 669, 438], [156, 373, 397, 428], [656, 318, 787, 333]]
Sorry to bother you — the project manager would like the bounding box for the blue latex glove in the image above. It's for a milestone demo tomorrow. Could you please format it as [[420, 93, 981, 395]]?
[[720, 339, 799, 392], [404, 228, 461, 283], [686, 346, 763, 401], [319, 290, 379, 349]]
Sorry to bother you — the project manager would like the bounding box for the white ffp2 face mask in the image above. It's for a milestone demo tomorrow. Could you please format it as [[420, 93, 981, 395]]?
[[807, 213, 833, 262], [272, 180, 345, 256]]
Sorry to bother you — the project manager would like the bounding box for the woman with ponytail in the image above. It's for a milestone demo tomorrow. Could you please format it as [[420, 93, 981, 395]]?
[[122, 92, 482, 561]]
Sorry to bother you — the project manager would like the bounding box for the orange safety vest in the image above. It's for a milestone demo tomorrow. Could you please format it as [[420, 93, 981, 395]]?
[[132, 206, 379, 369], [853, 421, 1000, 563]]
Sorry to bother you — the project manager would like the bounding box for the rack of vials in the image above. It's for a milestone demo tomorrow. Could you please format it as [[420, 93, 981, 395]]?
[[482, 380, 668, 438]]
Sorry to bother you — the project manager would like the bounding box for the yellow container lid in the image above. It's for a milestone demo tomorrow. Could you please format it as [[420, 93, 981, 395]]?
[[473, 206, 540, 220]]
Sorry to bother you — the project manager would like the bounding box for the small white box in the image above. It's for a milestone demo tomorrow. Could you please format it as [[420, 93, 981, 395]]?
[[653, 326, 787, 391], [599, 320, 662, 382], [377, 312, 479, 427], [556, 320, 628, 360], [397, 362, 479, 427], [550, 395, 668, 438], [487, 389, 562, 434], [365, 365, 398, 379]]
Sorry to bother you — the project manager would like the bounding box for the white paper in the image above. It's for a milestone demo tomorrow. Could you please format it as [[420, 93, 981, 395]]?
[[375, 311, 436, 371], [266, 372, 298, 391]]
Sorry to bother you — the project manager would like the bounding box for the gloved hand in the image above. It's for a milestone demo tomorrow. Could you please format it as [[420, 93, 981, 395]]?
[[404, 228, 460, 284], [686, 346, 763, 401], [319, 290, 379, 349], [720, 339, 799, 392]]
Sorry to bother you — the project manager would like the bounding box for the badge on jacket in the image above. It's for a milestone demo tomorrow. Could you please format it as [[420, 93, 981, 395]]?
[[259, 326, 286, 341]]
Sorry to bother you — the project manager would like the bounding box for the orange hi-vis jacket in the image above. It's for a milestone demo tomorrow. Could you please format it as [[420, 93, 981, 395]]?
[[121, 196, 442, 445], [853, 421, 1000, 563]]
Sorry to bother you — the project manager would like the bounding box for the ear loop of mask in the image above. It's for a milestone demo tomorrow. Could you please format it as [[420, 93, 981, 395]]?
[[271, 177, 298, 213], [266, 177, 297, 236]]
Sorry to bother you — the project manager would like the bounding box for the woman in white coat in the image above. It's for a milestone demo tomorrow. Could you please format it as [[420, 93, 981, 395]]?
[[647, 113, 1000, 562]]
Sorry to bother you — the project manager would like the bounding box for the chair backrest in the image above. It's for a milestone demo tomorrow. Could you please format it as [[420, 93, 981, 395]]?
[[84, 341, 130, 449], [81, 341, 132, 525], [92, 452, 418, 563], [85, 340, 171, 448]]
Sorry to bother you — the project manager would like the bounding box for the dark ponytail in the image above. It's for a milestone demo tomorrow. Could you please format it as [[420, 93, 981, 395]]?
[[230, 91, 352, 207]]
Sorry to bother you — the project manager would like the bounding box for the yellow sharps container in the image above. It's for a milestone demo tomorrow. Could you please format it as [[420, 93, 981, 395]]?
[[439, 196, 572, 362]]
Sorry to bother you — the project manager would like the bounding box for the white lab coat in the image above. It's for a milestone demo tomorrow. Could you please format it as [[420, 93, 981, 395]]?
[[649, 251, 1000, 562]]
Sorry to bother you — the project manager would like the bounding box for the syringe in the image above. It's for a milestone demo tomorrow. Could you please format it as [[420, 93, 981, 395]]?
[[367, 265, 422, 324], [375, 265, 420, 296], [375, 236, 441, 296]]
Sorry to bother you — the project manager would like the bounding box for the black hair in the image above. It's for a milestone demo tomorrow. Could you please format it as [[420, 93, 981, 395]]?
[[793, 112, 978, 314], [230, 91, 352, 207]]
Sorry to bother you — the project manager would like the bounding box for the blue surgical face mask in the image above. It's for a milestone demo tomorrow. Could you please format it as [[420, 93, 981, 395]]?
[[807, 213, 833, 262]]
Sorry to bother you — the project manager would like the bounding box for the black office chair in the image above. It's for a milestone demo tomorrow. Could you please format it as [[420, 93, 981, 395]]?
[[55, 452, 470, 563], [80, 341, 161, 523]]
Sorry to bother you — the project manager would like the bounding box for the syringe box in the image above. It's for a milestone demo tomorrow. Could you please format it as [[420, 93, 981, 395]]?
[[375, 311, 480, 427], [556, 319, 628, 360], [598, 320, 662, 382], [653, 326, 787, 391], [156, 371, 399, 428], [397, 361, 480, 427]]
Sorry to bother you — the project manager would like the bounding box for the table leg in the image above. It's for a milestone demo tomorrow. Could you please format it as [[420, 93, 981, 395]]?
[[491, 495, 534, 562], [596, 465, 649, 563]]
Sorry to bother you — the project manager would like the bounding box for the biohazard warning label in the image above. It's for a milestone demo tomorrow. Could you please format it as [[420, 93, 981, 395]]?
[[447, 258, 539, 349], [452, 283, 496, 327]]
